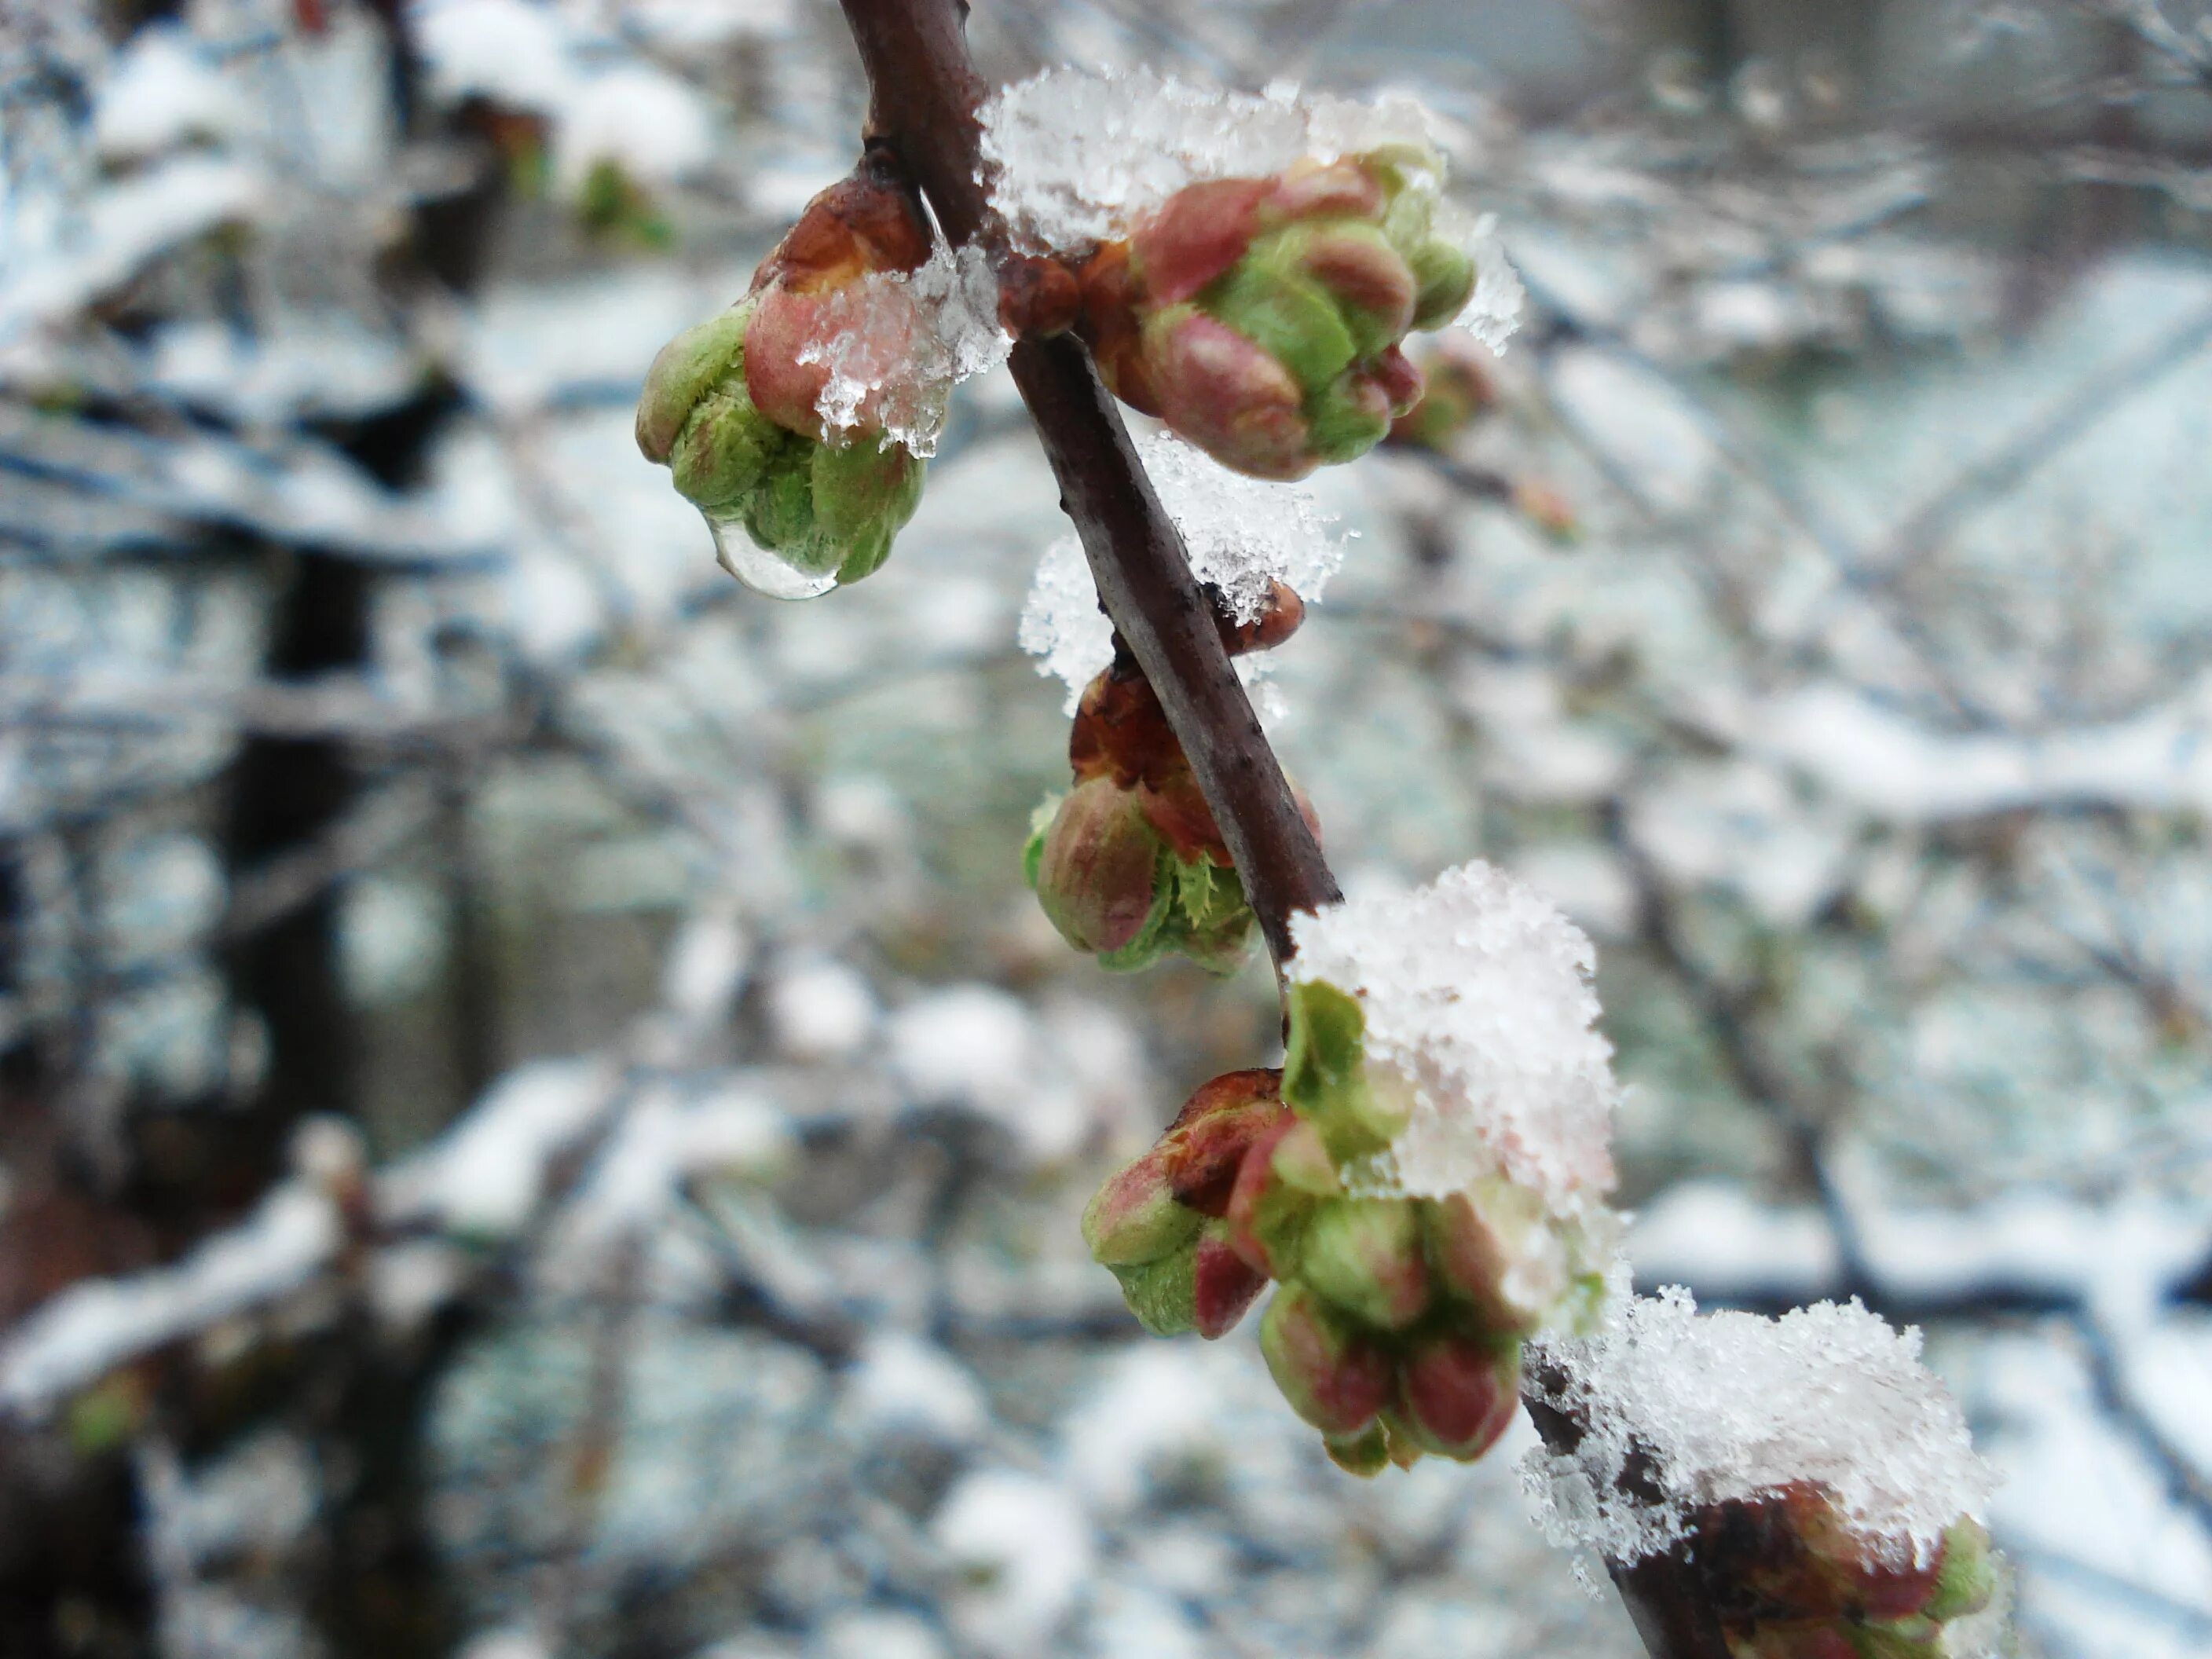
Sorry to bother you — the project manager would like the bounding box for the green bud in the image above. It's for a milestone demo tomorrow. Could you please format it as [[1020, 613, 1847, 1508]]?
[[1297, 1196, 1430, 1331], [669, 382, 790, 512], [1923, 1518, 1997, 1622], [635, 304, 752, 463], [1109, 1246, 1200, 1337], [1082, 1149, 1203, 1266], [1259, 1284, 1393, 1437], [1407, 238, 1477, 332], [1304, 371, 1393, 467], [1204, 238, 1358, 396], [1324, 1422, 1390, 1478]]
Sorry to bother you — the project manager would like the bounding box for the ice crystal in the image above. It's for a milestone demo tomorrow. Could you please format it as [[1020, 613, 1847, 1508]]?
[[980, 68, 1521, 352], [1286, 861, 1617, 1215], [796, 243, 1010, 459], [980, 68, 1441, 251], [1523, 1289, 1995, 1567], [1016, 430, 1346, 711]]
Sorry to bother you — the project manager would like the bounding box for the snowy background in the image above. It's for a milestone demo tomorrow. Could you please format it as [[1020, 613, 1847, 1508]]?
[[2, 2, 2210, 1657]]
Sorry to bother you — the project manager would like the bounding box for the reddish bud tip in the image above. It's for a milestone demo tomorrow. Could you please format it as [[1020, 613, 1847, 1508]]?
[[1260, 1284, 1393, 1437], [1191, 1227, 1269, 1339], [1397, 1334, 1521, 1461], [1161, 1070, 1291, 1217], [1133, 177, 1274, 304], [998, 253, 1083, 339]]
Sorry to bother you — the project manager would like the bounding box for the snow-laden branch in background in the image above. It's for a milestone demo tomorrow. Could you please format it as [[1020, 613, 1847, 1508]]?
[[1017, 430, 1347, 712], [978, 67, 1522, 350], [796, 243, 1013, 458], [0, 1183, 339, 1417], [1525, 1289, 1996, 1578], [1732, 682, 2212, 822]]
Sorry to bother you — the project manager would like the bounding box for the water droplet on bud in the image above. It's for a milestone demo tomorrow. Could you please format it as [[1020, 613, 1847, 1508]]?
[[709, 514, 838, 600]]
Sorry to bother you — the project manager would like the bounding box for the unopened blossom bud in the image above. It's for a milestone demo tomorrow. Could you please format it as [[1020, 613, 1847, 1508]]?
[[1395, 1331, 1521, 1461], [1029, 778, 1165, 960], [1386, 339, 1496, 450], [1323, 1421, 1391, 1478], [1225, 1116, 1315, 1279], [1024, 778, 1256, 973], [1158, 1069, 1291, 1215], [1081, 1142, 1201, 1269], [1425, 1179, 1569, 1337], [1923, 1518, 1996, 1621], [1080, 148, 1485, 479], [1296, 1197, 1430, 1332], [635, 159, 933, 598], [1104, 1220, 1266, 1339], [1259, 1284, 1393, 1437]]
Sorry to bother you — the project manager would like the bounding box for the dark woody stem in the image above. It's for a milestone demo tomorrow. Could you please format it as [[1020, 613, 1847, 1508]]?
[[837, 0, 1338, 967], [830, 3, 1725, 1655]]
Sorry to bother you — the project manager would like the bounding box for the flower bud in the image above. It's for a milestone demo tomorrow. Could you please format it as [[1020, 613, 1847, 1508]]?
[[1159, 1069, 1291, 1216], [1296, 1196, 1430, 1332], [1081, 148, 1492, 478], [1103, 1219, 1269, 1339], [1425, 1179, 1569, 1338], [1225, 1117, 1313, 1278], [1259, 1284, 1393, 1437], [1394, 1332, 1521, 1461], [1031, 777, 1166, 959], [1082, 1144, 1202, 1268], [635, 161, 933, 597], [1324, 1422, 1390, 1479], [1922, 1518, 1996, 1622]]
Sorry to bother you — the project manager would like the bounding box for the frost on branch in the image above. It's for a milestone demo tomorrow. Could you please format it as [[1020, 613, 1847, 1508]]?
[[1018, 430, 1346, 712], [1285, 860, 1620, 1219], [796, 242, 1012, 459], [980, 68, 1441, 251], [1524, 1289, 1994, 1568]]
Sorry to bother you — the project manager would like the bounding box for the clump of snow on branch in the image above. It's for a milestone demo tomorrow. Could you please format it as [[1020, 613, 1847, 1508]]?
[[1287, 860, 1618, 1215], [797, 244, 1011, 457], [980, 67, 1521, 351], [980, 68, 1440, 250], [1523, 1288, 1995, 1568], [1017, 430, 1347, 709]]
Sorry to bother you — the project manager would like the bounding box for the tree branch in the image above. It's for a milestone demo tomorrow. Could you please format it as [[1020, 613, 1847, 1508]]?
[[830, 5, 1725, 1656]]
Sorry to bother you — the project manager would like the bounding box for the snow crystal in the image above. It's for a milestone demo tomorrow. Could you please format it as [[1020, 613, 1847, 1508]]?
[[1017, 430, 1347, 711], [980, 68, 1441, 251], [1456, 211, 1526, 351], [1286, 860, 1617, 1215], [1522, 1289, 1994, 1568], [797, 244, 1011, 458]]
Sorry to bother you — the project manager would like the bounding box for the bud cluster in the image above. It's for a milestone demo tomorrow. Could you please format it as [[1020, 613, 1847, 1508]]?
[[1024, 581, 1310, 974], [1701, 1485, 2001, 1659], [1082, 969, 1613, 1476], [1078, 146, 1479, 480], [634, 159, 932, 599]]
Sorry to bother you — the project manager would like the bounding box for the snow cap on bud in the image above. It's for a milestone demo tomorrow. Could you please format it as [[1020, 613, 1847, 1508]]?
[[635, 159, 933, 598], [1080, 148, 1491, 478]]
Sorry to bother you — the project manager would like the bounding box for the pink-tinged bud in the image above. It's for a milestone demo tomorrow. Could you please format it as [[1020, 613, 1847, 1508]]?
[[1191, 1226, 1269, 1339], [1297, 1197, 1430, 1331], [1259, 1285, 1393, 1437], [1397, 1333, 1521, 1461], [1790, 1490, 1945, 1623], [1225, 1117, 1306, 1276], [1082, 1145, 1201, 1268], [1371, 346, 1425, 417], [1267, 1119, 1342, 1198], [741, 285, 837, 440], [1160, 1069, 1290, 1217], [1132, 176, 1274, 304], [1295, 224, 1417, 350], [1033, 777, 1165, 958], [1142, 307, 1315, 482], [1265, 158, 1386, 225], [1425, 1181, 1568, 1337]]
